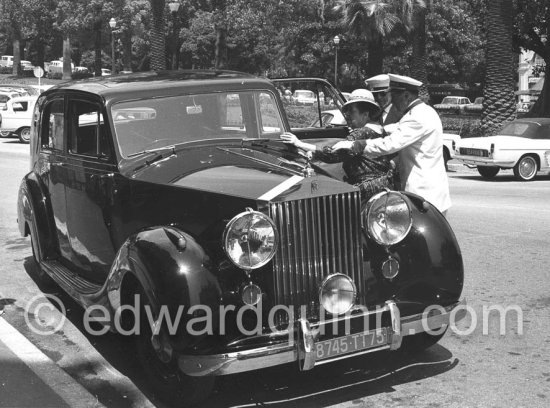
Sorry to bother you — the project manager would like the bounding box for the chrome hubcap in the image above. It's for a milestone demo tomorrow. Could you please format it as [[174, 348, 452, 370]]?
[[519, 158, 536, 179]]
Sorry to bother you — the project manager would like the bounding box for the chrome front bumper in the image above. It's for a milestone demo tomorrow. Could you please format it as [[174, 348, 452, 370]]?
[[454, 155, 515, 167], [178, 299, 467, 377]]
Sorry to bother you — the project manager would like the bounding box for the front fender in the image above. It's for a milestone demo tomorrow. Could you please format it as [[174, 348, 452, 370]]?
[[107, 226, 222, 340], [367, 193, 464, 316], [17, 172, 58, 259]]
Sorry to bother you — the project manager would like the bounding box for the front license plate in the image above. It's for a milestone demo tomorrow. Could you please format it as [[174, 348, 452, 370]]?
[[315, 328, 388, 361]]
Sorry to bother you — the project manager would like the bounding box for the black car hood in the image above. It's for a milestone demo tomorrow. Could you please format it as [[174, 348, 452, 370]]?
[[126, 142, 356, 201]]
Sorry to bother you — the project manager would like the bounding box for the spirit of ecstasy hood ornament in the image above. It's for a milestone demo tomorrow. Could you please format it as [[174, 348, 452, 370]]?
[[303, 151, 316, 178]]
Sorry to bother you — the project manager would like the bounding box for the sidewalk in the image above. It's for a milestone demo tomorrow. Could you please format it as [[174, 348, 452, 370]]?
[[0, 318, 104, 408]]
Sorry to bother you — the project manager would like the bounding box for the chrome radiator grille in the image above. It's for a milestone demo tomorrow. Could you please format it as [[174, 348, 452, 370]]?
[[268, 192, 365, 322]]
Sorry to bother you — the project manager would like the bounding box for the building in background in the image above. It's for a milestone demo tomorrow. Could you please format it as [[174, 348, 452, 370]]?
[[517, 49, 545, 106]]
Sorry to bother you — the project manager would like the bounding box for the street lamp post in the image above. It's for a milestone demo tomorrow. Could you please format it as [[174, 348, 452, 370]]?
[[109, 18, 116, 74], [334, 35, 340, 86], [168, 1, 182, 70]]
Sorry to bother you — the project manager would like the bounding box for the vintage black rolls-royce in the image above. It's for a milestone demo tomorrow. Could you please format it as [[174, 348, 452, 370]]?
[[18, 70, 465, 406]]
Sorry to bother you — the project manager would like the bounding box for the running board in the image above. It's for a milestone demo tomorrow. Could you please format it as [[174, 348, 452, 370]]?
[[41, 260, 102, 296]]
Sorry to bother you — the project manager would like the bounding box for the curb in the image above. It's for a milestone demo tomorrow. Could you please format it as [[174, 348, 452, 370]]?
[[0, 317, 105, 408]]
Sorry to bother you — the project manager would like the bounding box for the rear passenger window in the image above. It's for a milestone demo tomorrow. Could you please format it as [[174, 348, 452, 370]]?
[[41, 99, 64, 151], [69, 100, 111, 158]]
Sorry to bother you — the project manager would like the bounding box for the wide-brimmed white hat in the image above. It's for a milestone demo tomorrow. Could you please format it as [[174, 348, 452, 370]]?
[[343, 89, 380, 112]]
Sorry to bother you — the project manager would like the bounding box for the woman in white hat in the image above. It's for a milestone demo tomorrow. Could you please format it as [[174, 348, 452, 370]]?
[[280, 94, 395, 199]]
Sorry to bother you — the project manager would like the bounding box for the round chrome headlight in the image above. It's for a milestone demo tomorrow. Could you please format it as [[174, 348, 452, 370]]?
[[223, 209, 278, 270], [364, 191, 412, 246], [319, 273, 356, 315]]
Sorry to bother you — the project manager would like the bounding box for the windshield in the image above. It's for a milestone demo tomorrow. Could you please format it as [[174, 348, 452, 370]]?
[[441, 97, 458, 104], [499, 122, 541, 138], [112, 90, 284, 158]]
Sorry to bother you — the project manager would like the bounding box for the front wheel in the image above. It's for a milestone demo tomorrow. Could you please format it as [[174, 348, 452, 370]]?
[[513, 155, 538, 181], [18, 127, 31, 143], [477, 166, 500, 179], [135, 293, 214, 406]]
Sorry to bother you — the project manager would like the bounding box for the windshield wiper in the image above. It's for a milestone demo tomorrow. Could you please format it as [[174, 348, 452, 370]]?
[[126, 145, 176, 158]]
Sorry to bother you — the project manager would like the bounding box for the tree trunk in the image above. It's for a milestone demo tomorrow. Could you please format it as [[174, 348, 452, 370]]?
[[526, 63, 549, 118], [12, 37, 21, 76], [150, 0, 167, 71], [94, 25, 102, 77], [410, 8, 429, 102], [481, 0, 516, 134], [214, 21, 227, 69], [213, 0, 227, 69], [122, 29, 132, 71], [63, 35, 72, 80], [367, 35, 383, 77]]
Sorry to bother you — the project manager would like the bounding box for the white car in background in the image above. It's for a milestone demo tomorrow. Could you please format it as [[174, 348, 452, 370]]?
[[310, 109, 346, 127], [0, 95, 37, 143], [293, 89, 317, 105], [443, 132, 460, 167], [454, 118, 550, 181]]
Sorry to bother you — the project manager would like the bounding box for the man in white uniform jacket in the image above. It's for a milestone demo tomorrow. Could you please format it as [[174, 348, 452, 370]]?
[[332, 73, 451, 215]]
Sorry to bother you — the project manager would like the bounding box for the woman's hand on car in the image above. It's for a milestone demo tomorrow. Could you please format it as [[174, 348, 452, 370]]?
[[280, 132, 299, 145]]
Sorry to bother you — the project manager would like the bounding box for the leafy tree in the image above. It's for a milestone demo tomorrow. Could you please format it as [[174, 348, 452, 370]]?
[[334, 0, 399, 77], [481, 0, 516, 133]]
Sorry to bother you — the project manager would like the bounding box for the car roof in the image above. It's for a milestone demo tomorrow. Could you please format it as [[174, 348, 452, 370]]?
[[9, 95, 38, 102], [42, 70, 267, 101]]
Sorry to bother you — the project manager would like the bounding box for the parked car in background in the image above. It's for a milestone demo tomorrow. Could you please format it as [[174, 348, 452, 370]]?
[[0, 90, 22, 110], [442, 132, 461, 170], [293, 89, 317, 105], [464, 96, 483, 114], [18, 70, 465, 406], [46, 60, 74, 77], [309, 109, 346, 127], [101, 68, 112, 76], [0, 55, 13, 67], [0, 95, 37, 143], [0, 85, 31, 97], [454, 118, 550, 181], [20, 60, 34, 71], [434, 96, 472, 114]]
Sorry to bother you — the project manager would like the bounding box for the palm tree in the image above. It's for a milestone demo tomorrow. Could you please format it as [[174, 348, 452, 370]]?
[[150, 0, 167, 70], [335, 0, 399, 76], [391, 0, 428, 98], [481, 0, 516, 133]]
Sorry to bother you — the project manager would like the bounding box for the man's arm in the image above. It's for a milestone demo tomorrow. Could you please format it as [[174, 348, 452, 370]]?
[[332, 115, 428, 157]]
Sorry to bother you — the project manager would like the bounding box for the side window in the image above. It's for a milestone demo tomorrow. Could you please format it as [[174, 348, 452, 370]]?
[[41, 99, 64, 151], [258, 92, 283, 135], [68, 99, 111, 158], [221, 93, 245, 130], [13, 101, 28, 112]]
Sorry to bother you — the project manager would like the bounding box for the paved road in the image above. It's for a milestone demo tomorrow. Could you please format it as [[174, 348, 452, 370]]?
[[0, 137, 549, 408]]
